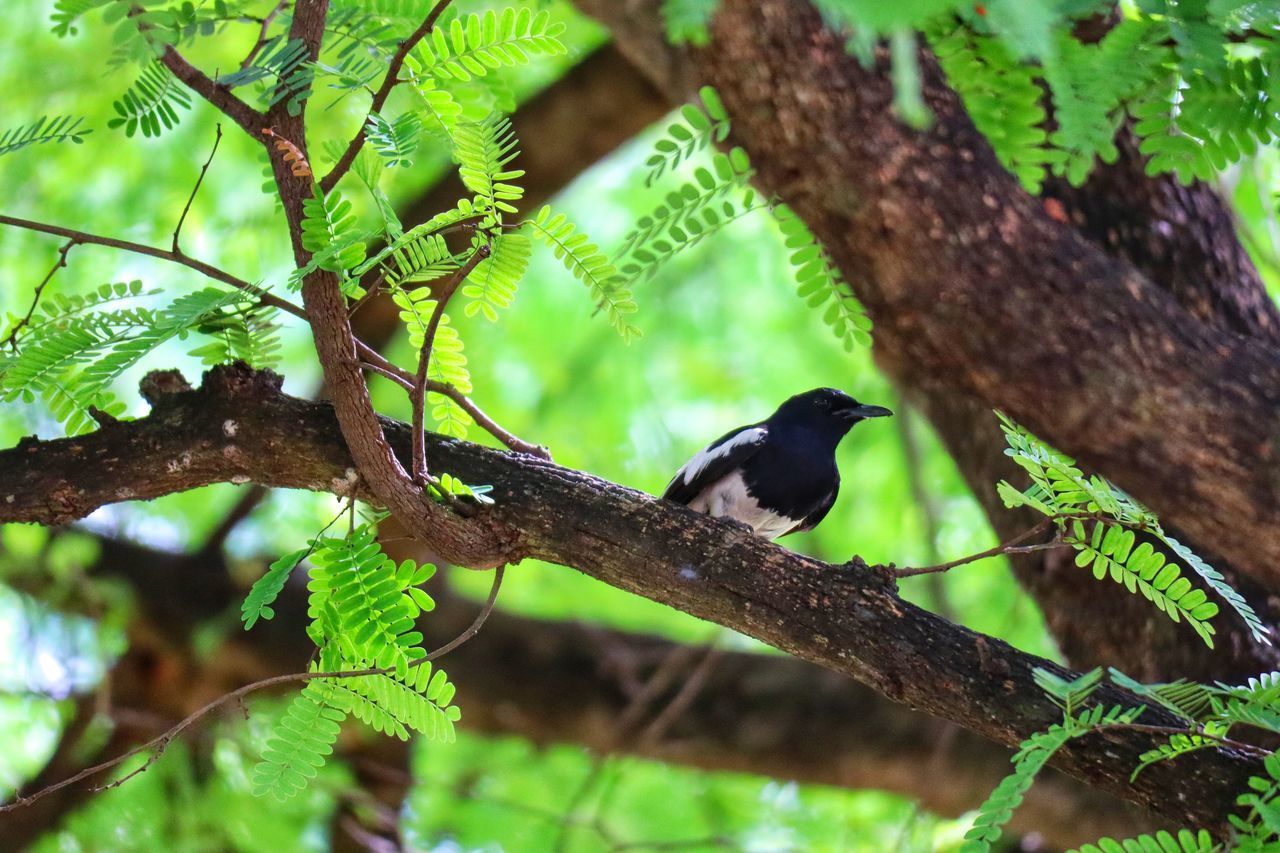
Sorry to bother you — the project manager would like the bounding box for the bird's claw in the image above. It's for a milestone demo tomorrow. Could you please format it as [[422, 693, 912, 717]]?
[[722, 517, 757, 537]]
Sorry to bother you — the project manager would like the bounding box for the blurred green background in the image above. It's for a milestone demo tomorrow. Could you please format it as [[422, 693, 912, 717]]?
[[3, 0, 1279, 849]]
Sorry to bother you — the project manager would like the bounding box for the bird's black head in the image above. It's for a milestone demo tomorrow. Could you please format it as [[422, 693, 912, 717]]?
[[772, 388, 893, 435]]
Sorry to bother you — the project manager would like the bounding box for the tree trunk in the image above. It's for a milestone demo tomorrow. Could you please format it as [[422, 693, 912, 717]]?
[[570, 0, 1280, 680]]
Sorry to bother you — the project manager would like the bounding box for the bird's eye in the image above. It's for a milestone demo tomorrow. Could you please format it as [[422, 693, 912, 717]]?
[[816, 398, 831, 410]]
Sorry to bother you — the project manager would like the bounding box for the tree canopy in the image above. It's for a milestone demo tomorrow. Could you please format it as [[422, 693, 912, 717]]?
[[4, 0, 1280, 849]]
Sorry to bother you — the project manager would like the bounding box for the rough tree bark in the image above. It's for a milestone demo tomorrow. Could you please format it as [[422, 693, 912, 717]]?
[[0, 533, 1148, 848], [572, 0, 1280, 629], [7, 0, 1280, 842], [0, 365, 1262, 832]]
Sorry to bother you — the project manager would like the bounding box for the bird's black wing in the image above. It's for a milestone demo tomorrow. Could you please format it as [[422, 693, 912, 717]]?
[[662, 425, 769, 505], [782, 477, 839, 536]]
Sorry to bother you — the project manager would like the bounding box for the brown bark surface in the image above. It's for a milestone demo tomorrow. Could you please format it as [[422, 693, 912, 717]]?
[[0, 365, 1261, 832], [573, 0, 1280, 629]]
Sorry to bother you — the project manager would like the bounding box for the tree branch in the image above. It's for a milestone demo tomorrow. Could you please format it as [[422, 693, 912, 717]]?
[[571, 0, 1280, 625], [0, 214, 306, 322], [319, 0, 456, 193], [411, 243, 490, 480], [0, 363, 1261, 833], [159, 45, 264, 138]]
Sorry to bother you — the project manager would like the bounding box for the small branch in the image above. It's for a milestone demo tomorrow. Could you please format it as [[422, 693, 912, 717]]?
[[0, 215, 307, 322], [319, 0, 456, 193], [159, 45, 264, 139], [411, 244, 490, 481], [894, 518, 1058, 578], [426, 380, 551, 459], [1, 565, 503, 813], [3, 239, 76, 349], [238, 0, 289, 71], [172, 124, 223, 254]]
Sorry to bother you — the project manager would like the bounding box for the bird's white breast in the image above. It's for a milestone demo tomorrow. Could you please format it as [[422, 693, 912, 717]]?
[[688, 470, 797, 540]]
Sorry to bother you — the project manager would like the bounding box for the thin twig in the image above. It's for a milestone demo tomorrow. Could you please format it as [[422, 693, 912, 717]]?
[[894, 518, 1057, 578], [3, 239, 76, 349], [172, 124, 223, 253], [238, 0, 289, 71], [411, 243, 490, 481], [0, 215, 307, 322], [0, 565, 504, 813], [1097, 722, 1273, 759], [319, 0, 456, 193]]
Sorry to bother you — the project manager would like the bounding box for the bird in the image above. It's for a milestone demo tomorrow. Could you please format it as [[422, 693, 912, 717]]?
[[661, 388, 892, 539]]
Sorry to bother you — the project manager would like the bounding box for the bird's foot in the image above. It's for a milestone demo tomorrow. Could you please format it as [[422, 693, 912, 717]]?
[[721, 517, 758, 537]]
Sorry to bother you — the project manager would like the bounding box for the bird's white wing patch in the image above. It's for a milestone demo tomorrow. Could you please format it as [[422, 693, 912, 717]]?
[[678, 427, 767, 486]]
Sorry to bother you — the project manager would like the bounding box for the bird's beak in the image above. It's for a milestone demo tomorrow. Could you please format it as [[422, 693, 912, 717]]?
[[842, 403, 893, 420]]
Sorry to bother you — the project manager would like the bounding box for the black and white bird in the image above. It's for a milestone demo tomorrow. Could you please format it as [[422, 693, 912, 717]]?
[[661, 388, 892, 539]]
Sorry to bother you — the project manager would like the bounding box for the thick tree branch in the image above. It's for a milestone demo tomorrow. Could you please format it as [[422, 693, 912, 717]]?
[[572, 0, 1280, 617], [159, 45, 264, 138], [262, 0, 518, 569], [0, 363, 1261, 832]]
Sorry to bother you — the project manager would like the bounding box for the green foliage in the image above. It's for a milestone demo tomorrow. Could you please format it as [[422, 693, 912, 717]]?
[[1232, 752, 1280, 847], [0, 285, 255, 435], [964, 668, 1142, 851], [50, 0, 112, 37], [407, 75, 464, 138], [660, 0, 718, 46], [961, 728, 1071, 850], [107, 61, 192, 138], [251, 523, 457, 801], [296, 187, 369, 288], [645, 86, 730, 186], [928, 22, 1059, 192], [412, 8, 567, 82], [619, 148, 753, 262], [250, 678, 349, 801], [453, 113, 524, 216], [1070, 829, 1219, 853], [778, 1, 1280, 188], [1066, 519, 1218, 646], [634, 89, 873, 350], [463, 232, 531, 322], [241, 547, 311, 630], [216, 36, 313, 116], [997, 414, 1267, 647], [0, 115, 91, 157], [526, 205, 639, 341], [773, 204, 872, 352], [329, 666, 459, 742], [394, 286, 475, 437], [365, 110, 424, 168], [187, 306, 282, 370]]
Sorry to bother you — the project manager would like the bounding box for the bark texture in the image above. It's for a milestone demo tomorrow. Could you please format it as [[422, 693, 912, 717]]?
[[572, 0, 1280, 639], [0, 534, 1150, 848], [0, 364, 1261, 832]]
